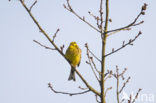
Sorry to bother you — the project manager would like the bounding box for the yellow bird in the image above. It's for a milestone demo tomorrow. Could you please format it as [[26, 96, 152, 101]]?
[[65, 42, 81, 81]]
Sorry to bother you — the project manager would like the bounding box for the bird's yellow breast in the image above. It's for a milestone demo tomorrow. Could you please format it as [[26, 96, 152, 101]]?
[[65, 45, 81, 67]]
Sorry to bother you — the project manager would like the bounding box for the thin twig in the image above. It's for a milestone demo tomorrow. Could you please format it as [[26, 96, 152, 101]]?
[[60, 44, 65, 52], [88, 49, 101, 62], [104, 87, 112, 97], [119, 68, 128, 77], [29, 0, 37, 11], [119, 68, 128, 80], [128, 95, 132, 103], [107, 28, 131, 37], [48, 83, 90, 96], [105, 31, 142, 58], [33, 40, 56, 50], [86, 60, 99, 82], [119, 77, 130, 94], [132, 89, 142, 103], [95, 95, 101, 103], [104, 73, 112, 81], [120, 99, 125, 103], [74, 68, 101, 96], [78, 86, 88, 90], [52, 28, 60, 42], [99, 0, 104, 32], [104, 70, 112, 78], [90, 58, 101, 75], [88, 11, 99, 20]]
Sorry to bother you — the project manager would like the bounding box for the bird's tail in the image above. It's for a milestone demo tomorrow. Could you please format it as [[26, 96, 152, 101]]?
[[68, 66, 76, 81]]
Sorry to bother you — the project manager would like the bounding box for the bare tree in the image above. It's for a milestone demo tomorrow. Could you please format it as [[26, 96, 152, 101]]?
[[10, 0, 147, 103]]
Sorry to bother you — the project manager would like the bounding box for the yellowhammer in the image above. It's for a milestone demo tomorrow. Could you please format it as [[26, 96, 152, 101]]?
[[65, 42, 81, 81]]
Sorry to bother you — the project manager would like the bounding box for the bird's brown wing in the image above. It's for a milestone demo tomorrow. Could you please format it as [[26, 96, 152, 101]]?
[[78, 48, 81, 67], [78, 57, 81, 67]]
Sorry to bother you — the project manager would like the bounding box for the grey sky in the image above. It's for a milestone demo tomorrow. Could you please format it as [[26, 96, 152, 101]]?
[[0, 0, 156, 103]]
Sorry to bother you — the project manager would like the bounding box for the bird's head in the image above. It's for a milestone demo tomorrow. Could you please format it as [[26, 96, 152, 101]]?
[[70, 42, 78, 47]]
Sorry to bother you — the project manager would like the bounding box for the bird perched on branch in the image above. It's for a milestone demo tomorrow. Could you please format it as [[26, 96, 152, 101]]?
[[65, 42, 81, 81]]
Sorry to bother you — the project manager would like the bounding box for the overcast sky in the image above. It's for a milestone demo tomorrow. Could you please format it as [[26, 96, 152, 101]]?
[[0, 0, 156, 103]]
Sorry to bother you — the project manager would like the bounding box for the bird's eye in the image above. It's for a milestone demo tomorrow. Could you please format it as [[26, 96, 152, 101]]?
[[74, 44, 77, 47]]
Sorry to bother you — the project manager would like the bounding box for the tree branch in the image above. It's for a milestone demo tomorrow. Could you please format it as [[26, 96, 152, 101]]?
[[116, 66, 120, 103], [113, 66, 131, 103], [99, 0, 104, 31], [33, 40, 56, 50], [19, 0, 100, 96], [85, 43, 101, 72], [48, 83, 90, 96], [88, 11, 99, 21], [74, 69, 101, 96], [107, 3, 147, 34], [105, 31, 142, 58], [95, 95, 101, 103], [78, 86, 88, 90], [107, 28, 131, 37], [90, 58, 101, 75], [119, 77, 130, 94], [63, 0, 100, 33], [19, 0, 63, 56], [88, 48, 101, 62], [85, 43, 100, 82], [101, 0, 109, 103], [104, 72, 112, 81]]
